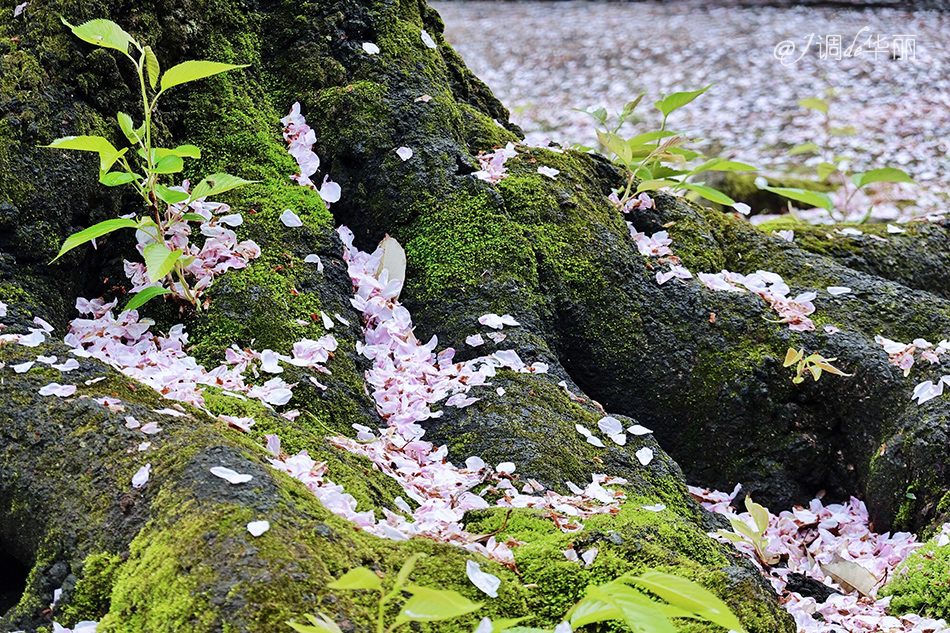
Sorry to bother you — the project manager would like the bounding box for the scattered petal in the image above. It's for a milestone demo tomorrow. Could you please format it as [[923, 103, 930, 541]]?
[[581, 548, 598, 566], [210, 466, 253, 485], [279, 209, 303, 227], [466, 560, 501, 598], [247, 520, 270, 536], [537, 165, 560, 179], [39, 383, 76, 397], [732, 202, 751, 215], [131, 463, 151, 488], [420, 29, 437, 49], [827, 286, 852, 296], [13, 361, 34, 373], [642, 503, 666, 512], [362, 42, 380, 55], [635, 446, 654, 465], [886, 224, 906, 234], [395, 146, 413, 161], [466, 334, 485, 347], [586, 435, 605, 448], [627, 424, 652, 435]]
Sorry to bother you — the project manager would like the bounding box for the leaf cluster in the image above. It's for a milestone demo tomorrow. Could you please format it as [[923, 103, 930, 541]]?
[[716, 495, 780, 566], [45, 18, 252, 311], [288, 557, 749, 633], [575, 85, 757, 207], [783, 347, 852, 385]]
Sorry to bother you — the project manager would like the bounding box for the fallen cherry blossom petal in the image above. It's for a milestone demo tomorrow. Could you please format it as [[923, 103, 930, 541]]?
[[39, 383, 77, 397], [131, 463, 151, 488], [627, 424, 652, 435], [279, 209, 303, 227], [827, 286, 852, 296], [13, 361, 34, 373], [210, 466, 253, 484], [635, 446, 654, 465], [537, 165, 559, 179], [395, 146, 413, 161], [247, 520, 270, 536], [420, 29, 436, 49], [642, 503, 666, 512], [466, 560, 501, 598], [362, 42, 380, 54]]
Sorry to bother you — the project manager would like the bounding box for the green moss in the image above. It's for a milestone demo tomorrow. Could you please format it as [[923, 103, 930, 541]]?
[[881, 537, 950, 620], [402, 189, 537, 300], [60, 553, 123, 624]]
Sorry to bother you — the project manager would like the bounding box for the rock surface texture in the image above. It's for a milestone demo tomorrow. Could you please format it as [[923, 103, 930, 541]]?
[[0, 0, 947, 631]]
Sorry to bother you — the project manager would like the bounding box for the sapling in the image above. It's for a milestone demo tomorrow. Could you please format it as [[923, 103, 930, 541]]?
[[288, 556, 749, 633], [574, 85, 757, 212], [46, 18, 252, 311], [764, 90, 915, 221], [784, 347, 852, 385]]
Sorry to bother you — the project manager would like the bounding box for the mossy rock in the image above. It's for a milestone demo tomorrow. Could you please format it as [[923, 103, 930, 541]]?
[[881, 535, 950, 620]]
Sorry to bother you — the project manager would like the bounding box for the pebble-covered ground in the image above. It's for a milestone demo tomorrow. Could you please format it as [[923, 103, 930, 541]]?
[[434, 0, 950, 219]]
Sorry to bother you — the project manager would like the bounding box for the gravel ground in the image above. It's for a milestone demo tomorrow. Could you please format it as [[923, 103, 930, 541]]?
[[434, 1, 950, 218]]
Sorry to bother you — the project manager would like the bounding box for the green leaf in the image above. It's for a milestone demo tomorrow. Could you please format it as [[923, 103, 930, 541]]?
[[626, 572, 747, 633], [61, 18, 132, 54], [763, 186, 833, 212], [393, 553, 425, 594], [155, 184, 191, 205], [326, 567, 382, 592], [285, 613, 343, 633], [783, 348, 805, 367], [180, 213, 207, 223], [567, 593, 624, 629], [627, 130, 678, 146], [160, 60, 249, 92], [154, 145, 202, 159], [486, 617, 530, 632], [118, 111, 140, 144], [596, 130, 632, 164], [52, 218, 139, 263], [728, 517, 760, 542], [189, 173, 256, 201], [395, 586, 481, 624], [570, 105, 607, 125], [636, 179, 677, 193], [153, 154, 184, 174], [678, 182, 736, 205], [745, 496, 771, 533], [654, 84, 711, 117], [124, 286, 171, 312], [789, 142, 820, 156], [798, 97, 829, 114], [817, 162, 839, 182], [581, 584, 676, 633], [143, 242, 183, 283], [829, 125, 857, 136], [45, 135, 125, 174], [705, 160, 757, 172], [648, 167, 688, 180], [144, 46, 160, 90], [99, 171, 137, 186], [620, 93, 645, 118], [852, 167, 915, 189]]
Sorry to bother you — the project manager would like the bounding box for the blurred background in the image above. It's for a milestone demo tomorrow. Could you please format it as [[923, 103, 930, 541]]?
[[434, 0, 949, 221]]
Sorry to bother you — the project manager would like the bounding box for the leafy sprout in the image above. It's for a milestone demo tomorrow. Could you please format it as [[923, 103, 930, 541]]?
[[46, 18, 252, 310]]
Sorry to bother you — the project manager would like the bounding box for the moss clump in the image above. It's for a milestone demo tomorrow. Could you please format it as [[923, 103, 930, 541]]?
[[402, 189, 537, 300], [59, 553, 123, 624], [881, 536, 950, 620]]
